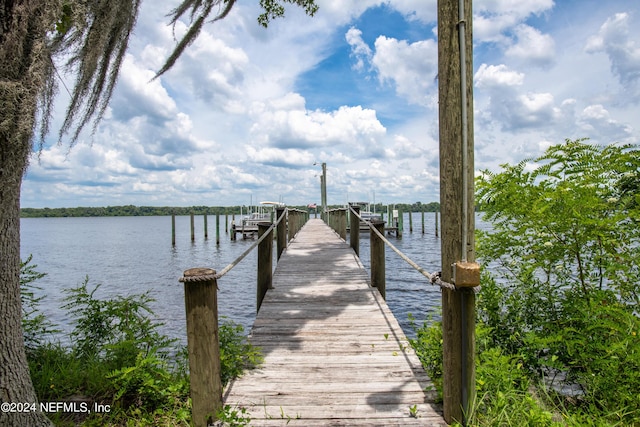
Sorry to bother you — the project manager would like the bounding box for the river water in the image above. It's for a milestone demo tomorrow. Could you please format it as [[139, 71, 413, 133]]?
[[20, 213, 481, 347]]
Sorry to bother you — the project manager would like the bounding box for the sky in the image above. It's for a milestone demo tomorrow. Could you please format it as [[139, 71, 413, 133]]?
[[21, 0, 640, 208]]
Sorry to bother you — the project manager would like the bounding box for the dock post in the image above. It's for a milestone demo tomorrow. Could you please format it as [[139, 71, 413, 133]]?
[[435, 211, 439, 237], [225, 214, 229, 233], [171, 214, 176, 246], [180, 268, 222, 427], [349, 205, 360, 257], [190, 213, 195, 242], [216, 213, 220, 245], [257, 222, 273, 312], [276, 207, 286, 260], [422, 210, 425, 234], [409, 210, 413, 233], [370, 220, 386, 299], [231, 214, 236, 241], [204, 213, 208, 240], [398, 210, 403, 238], [338, 208, 347, 241]]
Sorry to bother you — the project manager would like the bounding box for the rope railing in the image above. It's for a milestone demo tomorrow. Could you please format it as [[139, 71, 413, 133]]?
[[213, 207, 287, 280], [346, 204, 457, 291]]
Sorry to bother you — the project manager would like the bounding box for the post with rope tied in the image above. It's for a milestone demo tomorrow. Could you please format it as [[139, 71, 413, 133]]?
[[438, 0, 480, 425], [180, 268, 222, 427]]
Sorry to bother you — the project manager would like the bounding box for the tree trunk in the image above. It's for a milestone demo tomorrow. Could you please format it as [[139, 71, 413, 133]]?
[[1, 1, 56, 425]]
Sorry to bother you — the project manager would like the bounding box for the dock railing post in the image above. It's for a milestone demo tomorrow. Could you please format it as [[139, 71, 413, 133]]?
[[349, 205, 360, 257], [257, 222, 273, 312], [337, 208, 347, 240], [370, 220, 386, 299], [180, 268, 222, 427], [276, 207, 286, 260]]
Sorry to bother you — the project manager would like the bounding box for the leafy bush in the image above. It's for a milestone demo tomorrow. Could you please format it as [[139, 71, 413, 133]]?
[[22, 270, 261, 425], [475, 139, 640, 424], [20, 256, 59, 351]]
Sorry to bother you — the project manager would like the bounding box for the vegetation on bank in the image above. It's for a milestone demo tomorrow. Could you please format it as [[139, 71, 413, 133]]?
[[411, 139, 640, 426], [20, 202, 441, 218], [21, 260, 262, 426]]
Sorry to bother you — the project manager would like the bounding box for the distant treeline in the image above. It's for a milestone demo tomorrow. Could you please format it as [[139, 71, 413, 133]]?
[[20, 202, 440, 218]]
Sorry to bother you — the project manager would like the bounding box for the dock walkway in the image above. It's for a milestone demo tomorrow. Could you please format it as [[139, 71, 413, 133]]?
[[223, 219, 446, 426]]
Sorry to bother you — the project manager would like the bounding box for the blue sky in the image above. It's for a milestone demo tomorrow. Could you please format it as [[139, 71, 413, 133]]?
[[22, 0, 640, 208]]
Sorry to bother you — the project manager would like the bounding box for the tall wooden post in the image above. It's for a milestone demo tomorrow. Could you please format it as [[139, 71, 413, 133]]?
[[370, 220, 386, 300], [409, 211, 413, 233], [350, 205, 360, 257], [257, 222, 273, 312], [204, 213, 208, 240], [171, 214, 176, 246], [190, 213, 195, 242], [216, 213, 220, 245], [438, 0, 477, 424], [435, 211, 439, 237], [422, 209, 425, 234], [181, 268, 222, 427]]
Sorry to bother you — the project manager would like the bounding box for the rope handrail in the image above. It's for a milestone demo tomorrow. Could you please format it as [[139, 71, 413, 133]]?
[[347, 205, 457, 291], [214, 208, 287, 280]]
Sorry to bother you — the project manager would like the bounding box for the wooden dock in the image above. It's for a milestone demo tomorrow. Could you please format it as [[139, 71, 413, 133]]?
[[223, 219, 446, 426]]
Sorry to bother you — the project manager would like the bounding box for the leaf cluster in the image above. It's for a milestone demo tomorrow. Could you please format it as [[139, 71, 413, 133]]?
[[22, 269, 261, 425], [475, 138, 640, 424]]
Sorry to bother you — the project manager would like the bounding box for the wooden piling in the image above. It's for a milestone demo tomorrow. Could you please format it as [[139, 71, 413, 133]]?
[[225, 214, 229, 233], [422, 210, 425, 234], [190, 213, 195, 242], [181, 268, 222, 427], [171, 214, 176, 246], [435, 211, 439, 237], [438, 0, 476, 423], [349, 205, 360, 257], [409, 210, 413, 233], [204, 213, 208, 240], [370, 220, 386, 300], [216, 213, 220, 245], [257, 222, 273, 312], [398, 210, 403, 238], [231, 214, 236, 241]]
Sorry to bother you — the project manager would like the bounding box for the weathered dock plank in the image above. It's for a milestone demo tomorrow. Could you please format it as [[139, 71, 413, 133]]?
[[223, 219, 445, 426]]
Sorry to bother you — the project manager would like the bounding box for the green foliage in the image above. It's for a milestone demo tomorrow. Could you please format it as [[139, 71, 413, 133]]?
[[408, 313, 443, 400], [23, 271, 261, 425], [20, 256, 59, 351], [62, 279, 175, 365], [475, 138, 640, 425], [219, 319, 263, 386], [216, 404, 252, 426]]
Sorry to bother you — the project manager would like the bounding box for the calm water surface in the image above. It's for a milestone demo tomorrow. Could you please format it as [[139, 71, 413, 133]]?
[[21, 213, 480, 346]]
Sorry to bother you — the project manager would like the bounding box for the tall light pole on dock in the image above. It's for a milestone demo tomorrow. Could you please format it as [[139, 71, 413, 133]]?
[[438, 0, 479, 425]]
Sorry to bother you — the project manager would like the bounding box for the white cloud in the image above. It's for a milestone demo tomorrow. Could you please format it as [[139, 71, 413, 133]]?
[[474, 0, 555, 44], [249, 95, 387, 150], [505, 24, 556, 68], [346, 27, 372, 71], [475, 64, 524, 87], [371, 36, 438, 106], [585, 12, 640, 91]]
